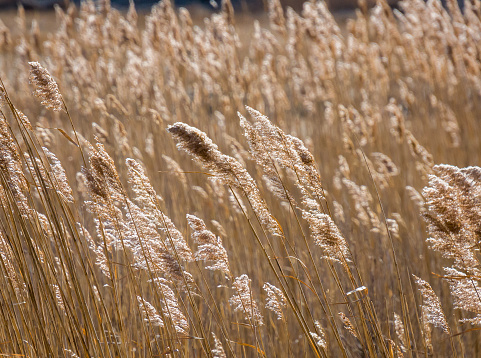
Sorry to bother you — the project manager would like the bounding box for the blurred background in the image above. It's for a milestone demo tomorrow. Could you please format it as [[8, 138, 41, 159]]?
[[0, 0, 402, 12]]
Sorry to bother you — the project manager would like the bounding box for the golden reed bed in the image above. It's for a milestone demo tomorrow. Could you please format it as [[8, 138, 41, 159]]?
[[0, 0, 480, 356]]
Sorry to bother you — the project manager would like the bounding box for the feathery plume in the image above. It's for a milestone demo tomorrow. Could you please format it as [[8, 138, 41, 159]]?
[[302, 210, 349, 262], [28, 61, 63, 111], [338, 312, 359, 339], [78, 223, 111, 279], [24, 152, 50, 191], [212, 332, 226, 358], [15, 109, 33, 131], [240, 107, 326, 207], [123, 198, 193, 284], [150, 277, 189, 334], [0, 230, 24, 296], [86, 141, 123, 202], [211, 220, 227, 238], [162, 155, 187, 188], [126, 158, 193, 262], [371, 152, 399, 177], [268, 0, 286, 35], [423, 165, 481, 273], [386, 218, 400, 240], [145, 133, 154, 158], [92, 123, 109, 144], [0, 114, 29, 215], [221, 0, 234, 26], [43, 147, 74, 203], [35, 117, 55, 147], [406, 186, 425, 212], [338, 155, 350, 179], [168, 122, 283, 237], [137, 295, 164, 327], [406, 133, 434, 176], [126, 158, 163, 206], [192, 186, 208, 200], [263, 282, 287, 320], [413, 275, 450, 334], [393, 313, 406, 353], [187, 214, 231, 278], [229, 274, 264, 326], [443, 267, 481, 325], [332, 200, 345, 224], [310, 320, 327, 350], [386, 98, 406, 143]]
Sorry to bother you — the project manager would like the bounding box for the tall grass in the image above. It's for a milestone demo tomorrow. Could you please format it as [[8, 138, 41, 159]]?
[[0, 0, 480, 356]]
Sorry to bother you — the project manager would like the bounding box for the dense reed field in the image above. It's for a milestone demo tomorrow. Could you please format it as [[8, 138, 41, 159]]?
[[0, 0, 480, 356]]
